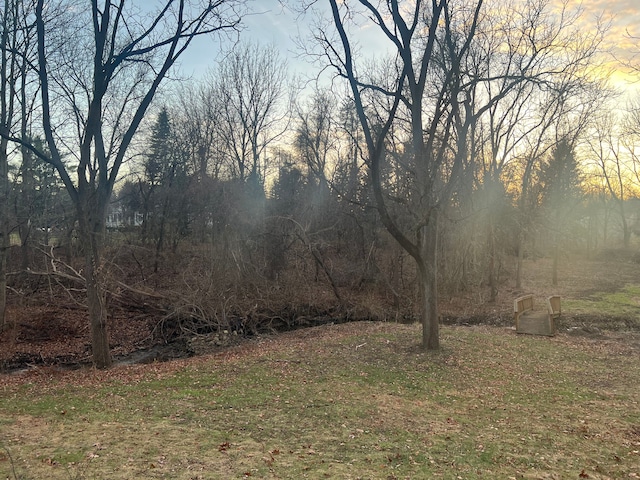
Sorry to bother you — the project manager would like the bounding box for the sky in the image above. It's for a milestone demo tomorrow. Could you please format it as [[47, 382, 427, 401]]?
[[178, 0, 640, 91], [565, 0, 640, 87], [570, 0, 640, 45], [179, 0, 302, 79]]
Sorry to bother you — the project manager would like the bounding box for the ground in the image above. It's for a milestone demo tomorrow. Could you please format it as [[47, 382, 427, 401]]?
[[1, 249, 640, 371], [0, 321, 638, 479], [1, 251, 640, 479]]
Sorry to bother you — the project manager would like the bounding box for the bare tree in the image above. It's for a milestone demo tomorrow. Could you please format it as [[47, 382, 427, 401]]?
[[212, 41, 289, 186], [459, 0, 607, 295], [1, 0, 246, 368], [621, 98, 640, 198], [174, 83, 226, 181], [310, 0, 485, 350], [586, 111, 635, 248], [170, 82, 229, 242], [0, 0, 36, 330], [306, 0, 608, 347], [294, 87, 337, 190], [0, 0, 12, 331]]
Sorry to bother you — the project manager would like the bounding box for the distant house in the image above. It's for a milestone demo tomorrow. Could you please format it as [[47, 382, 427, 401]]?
[[106, 206, 143, 229]]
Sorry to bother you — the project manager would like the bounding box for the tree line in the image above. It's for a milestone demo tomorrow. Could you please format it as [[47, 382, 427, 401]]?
[[1, 0, 639, 368]]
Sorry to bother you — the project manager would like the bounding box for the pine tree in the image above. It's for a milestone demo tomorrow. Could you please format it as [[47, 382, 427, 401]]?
[[540, 139, 583, 285]]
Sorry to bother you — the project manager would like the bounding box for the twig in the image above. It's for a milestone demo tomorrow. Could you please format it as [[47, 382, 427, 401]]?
[[16, 268, 85, 284], [2, 446, 19, 480], [115, 281, 166, 299]]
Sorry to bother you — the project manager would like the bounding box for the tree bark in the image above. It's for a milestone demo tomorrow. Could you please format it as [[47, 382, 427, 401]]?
[[420, 213, 440, 350], [487, 217, 498, 302], [622, 216, 631, 248], [552, 230, 559, 286], [516, 229, 523, 290], [0, 129, 7, 334], [0, 211, 7, 331], [77, 196, 112, 369], [84, 248, 112, 369], [154, 196, 170, 274], [0, 0, 13, 331], [19, 49, 32, 272]]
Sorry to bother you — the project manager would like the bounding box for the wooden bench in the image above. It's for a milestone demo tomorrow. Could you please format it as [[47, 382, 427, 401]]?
[[514, 294, 561, 336]]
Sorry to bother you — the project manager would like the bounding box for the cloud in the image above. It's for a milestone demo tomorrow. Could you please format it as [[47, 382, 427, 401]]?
[[556, 0, 639, 84], [568, 0, 640, 41]]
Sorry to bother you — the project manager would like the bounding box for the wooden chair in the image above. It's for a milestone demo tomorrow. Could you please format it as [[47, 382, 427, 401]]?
[[514, 295, 560, 336]]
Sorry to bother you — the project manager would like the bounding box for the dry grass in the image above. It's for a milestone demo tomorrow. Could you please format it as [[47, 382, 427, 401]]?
[[1, 321, 639, 479]]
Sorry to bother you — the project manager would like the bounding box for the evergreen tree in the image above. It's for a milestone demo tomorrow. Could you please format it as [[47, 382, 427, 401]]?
[[540, 139, 583, 285], [142, 108, 190, 271], [146, 107, 173, 186], [540, 140, 582, 208]]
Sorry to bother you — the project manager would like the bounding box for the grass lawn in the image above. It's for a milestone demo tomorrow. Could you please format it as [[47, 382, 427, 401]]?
[[1, 322, 639, 479]]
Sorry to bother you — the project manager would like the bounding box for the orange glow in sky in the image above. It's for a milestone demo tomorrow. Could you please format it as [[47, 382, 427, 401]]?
[[561, 0, 639, 89]]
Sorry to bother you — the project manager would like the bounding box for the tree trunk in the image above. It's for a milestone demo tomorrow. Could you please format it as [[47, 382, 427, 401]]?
[[552, 234, 558, 286], [85, 249, 112, 369], [516, 229, 523, 290], [0, 145, 7, 331], [488, 217, 498, 303], [139, 180, 154, 246], [0, 233, 6, 332], [0, 0, 11, 332], [622, 218, 631, 248], [420, 213, 439, 350], [587, 214, 593, 260], [154, 196, 169, 274], [19, 151, 33, 271], [0, 111, 9, 332], [78, 204, 112, 369]]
